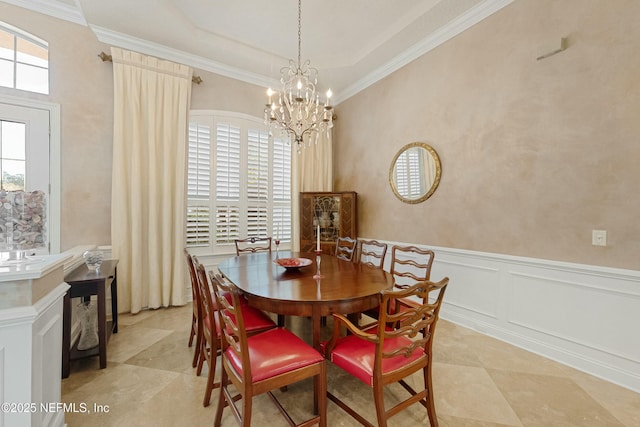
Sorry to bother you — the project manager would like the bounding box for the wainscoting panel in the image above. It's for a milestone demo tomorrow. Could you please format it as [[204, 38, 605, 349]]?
[[376, 240, 640, 393], [435, 258, 500, 320], [508, 271, 639, 362]]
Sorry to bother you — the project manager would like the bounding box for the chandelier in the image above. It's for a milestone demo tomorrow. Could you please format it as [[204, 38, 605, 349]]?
[[264, 0, 334, 152]]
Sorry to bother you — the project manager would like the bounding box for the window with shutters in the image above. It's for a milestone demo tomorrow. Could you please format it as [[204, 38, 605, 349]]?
[[187, 111, 291, 255]]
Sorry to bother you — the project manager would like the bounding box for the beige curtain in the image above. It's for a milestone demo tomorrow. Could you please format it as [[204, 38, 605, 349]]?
[[110, 47, 193, 313], [291, 129, 333, 251]]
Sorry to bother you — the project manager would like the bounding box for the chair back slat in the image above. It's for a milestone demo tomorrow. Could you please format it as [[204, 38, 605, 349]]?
[[377, 278, 448, 361], [210, 272, 250, 381], [185, 250, 201, 315], [194, 259, 215, 341], [357, 239, 388, 269], [234, 237, 272, 255], [390, 245, 435, 288], [335, 236, 357, 261]]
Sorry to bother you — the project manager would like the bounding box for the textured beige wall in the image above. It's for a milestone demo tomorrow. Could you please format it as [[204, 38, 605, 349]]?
[[334, 0, 640, 270], [190, 72, 265, 114]]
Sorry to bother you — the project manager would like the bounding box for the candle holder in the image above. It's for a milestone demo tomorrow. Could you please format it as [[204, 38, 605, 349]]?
[[274, 238, 280, 259], [313, 249, 323, 279]]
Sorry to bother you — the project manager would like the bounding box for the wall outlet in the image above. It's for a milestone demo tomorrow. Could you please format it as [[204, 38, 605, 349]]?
[[592, 230, 607, 246]]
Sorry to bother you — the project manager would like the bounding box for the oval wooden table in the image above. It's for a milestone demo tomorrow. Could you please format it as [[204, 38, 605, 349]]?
[[217, 251, 394, 350]]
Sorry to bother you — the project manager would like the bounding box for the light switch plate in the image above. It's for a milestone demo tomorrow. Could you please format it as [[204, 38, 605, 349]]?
[[592, 230, 607, 246]]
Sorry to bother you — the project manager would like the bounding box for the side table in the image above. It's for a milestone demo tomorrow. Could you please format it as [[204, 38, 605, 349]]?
[[62, 259, 118, 378]]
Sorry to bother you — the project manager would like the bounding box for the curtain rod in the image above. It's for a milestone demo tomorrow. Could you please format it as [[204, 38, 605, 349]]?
[[98, 51, 203, 84]]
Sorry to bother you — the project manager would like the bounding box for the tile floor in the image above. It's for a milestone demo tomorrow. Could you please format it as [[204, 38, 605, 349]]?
[[61, 304, 640, 426]]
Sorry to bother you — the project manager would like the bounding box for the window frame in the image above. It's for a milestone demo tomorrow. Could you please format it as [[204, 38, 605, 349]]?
[[0, 21, 49, 95]]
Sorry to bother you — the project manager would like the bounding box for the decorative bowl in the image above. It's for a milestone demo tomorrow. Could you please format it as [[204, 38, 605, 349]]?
[[83, 250, 104, 271], [275, 257, 312, 270]]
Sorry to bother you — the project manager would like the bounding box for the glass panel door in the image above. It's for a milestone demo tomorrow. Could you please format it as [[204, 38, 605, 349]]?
[[0, 102, 49, 252]]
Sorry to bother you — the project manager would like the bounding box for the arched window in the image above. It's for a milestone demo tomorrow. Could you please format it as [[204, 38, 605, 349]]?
[[0, 21, 49, 94]]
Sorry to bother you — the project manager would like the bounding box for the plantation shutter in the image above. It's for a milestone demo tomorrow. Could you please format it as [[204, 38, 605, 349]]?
[[215, 123, 241, 244], [247, 129, 269, 237], [272, 137, 291, 241], [186, 123, 211, 247]]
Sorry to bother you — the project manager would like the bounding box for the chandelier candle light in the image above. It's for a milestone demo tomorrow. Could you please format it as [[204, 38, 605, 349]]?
[[264, 0, 334, 153]]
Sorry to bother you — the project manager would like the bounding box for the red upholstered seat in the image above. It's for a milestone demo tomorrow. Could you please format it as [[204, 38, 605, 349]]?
[[226, 327, 324, 382], [226, 304, 274, 333], [203, 297, 267, 337], [325, 325, 424, 386], [323, 278, 449, 427]]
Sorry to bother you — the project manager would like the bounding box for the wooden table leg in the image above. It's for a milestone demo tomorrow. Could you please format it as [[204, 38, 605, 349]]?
[[62, 290, 71, 378], [111, 270, 118, 333], [97, 282, 107, 369], [312, 307, 321, 352]]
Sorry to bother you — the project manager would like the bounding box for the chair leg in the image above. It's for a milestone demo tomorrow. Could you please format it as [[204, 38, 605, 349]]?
[[191, 323, 202, 368], [372, 382, 387, 427], [425, 366, 438, 426], [196, 342, 206, 376], [203, 352, 216, 407], [214, 370, 228, 427], [316, 362, 327, 427], [188, 315, 196, 347], [203, 339, 221, 407], [242, 390, 253, 427]]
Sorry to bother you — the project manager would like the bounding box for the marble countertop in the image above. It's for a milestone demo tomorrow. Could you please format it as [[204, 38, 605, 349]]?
[[0, 253, 73, 282]]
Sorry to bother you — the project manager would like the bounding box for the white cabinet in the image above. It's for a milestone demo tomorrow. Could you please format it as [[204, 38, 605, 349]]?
[[0, 255, 70, 427]]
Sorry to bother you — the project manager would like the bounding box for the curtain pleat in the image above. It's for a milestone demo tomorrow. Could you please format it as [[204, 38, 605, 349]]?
[[111, 47, 192, 313]]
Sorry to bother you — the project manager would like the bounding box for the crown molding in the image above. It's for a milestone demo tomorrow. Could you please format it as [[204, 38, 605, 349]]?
[[335, 0, 514, 104], [90, 25, 278, 90], [4, 0, 513, 103], [1, 0, 87, 25]]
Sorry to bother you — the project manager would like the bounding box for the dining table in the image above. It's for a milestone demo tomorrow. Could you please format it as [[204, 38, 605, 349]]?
[[217, 250, 394, 351]]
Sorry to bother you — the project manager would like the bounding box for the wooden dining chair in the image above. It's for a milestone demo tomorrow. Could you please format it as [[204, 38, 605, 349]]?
[[234, 235, 285, 326], [185, 249, 203, 368], [357, 239, 388, 269], [390, 245, 435, 288], [323, 278, 449, 427], [335, 236, 357, 261], [234, 236, 272, 255], [362, 245, 435, 322], [212, 273, 327, 427], [193, 258, 276, 407], [390, 245, 436, 312]]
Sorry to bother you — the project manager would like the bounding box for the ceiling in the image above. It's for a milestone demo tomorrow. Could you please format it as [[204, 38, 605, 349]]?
[[6, 0, 513, 103]]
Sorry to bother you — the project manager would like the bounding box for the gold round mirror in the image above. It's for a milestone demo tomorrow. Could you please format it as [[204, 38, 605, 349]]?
[[389, 142, 441, 204]]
